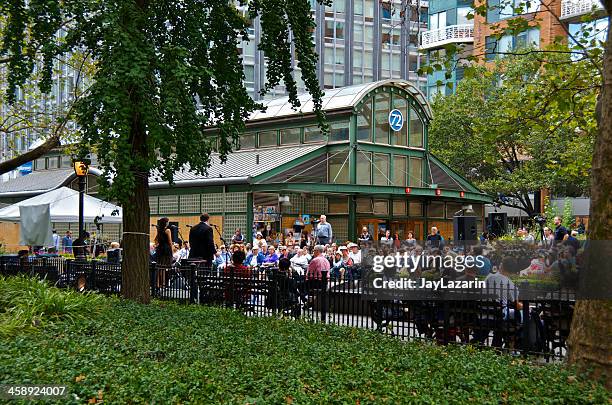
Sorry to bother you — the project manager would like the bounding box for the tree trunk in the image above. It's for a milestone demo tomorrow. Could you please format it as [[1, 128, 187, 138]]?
[[567, 6, 612, 389], [121, 168, 151, 303], [0, 135, 60, 175]]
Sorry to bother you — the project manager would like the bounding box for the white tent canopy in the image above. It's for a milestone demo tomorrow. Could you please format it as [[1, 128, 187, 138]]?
[[0, 187, 122, 223]]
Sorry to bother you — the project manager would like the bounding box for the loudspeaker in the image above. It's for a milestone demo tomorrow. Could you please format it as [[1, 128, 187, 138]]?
[[488, 212, 508, 236], [453, 216, 478, 244]]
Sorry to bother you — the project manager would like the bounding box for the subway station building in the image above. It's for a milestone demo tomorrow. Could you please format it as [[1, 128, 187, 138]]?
[[148, 79, 492, 244]]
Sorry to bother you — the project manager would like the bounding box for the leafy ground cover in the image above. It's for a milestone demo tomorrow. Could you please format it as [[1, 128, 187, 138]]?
[[0, 277, 608, 404]]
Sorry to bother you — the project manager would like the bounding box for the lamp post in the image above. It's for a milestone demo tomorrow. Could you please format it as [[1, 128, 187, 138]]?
[[73, 159, 90, 240]]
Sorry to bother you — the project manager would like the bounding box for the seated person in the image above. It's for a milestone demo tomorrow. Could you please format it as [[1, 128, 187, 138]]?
[[263, 246, 279, 266], [289, 248, 310, 275], [223, 250, 251, 305], [244, 246, 265, 267]]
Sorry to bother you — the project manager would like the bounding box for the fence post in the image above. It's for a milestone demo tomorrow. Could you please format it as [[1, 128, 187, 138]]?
[[229, 266, 235, 309], [150, 262, 157, 298], [189, 263, 197, 304], [442, 299, 449, 345], [271, 267, 278, 315], [90, 260, 96, 291], [522, 298, 530, 355], [321, 270, 328, 324]]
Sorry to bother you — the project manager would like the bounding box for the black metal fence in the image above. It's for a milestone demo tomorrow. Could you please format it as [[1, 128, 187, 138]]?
[[0, 256, 574, 361]]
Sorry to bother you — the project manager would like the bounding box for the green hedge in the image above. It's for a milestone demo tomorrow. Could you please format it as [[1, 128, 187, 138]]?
[[0, 277, 608, 404]]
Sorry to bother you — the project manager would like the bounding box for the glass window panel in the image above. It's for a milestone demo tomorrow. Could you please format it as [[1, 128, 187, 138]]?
[[244, 65, 255, 84], [391, 96, 407, 146], [259, 131, 277, 147], [280, 127, 300, 145], [336, 0, 346, 13], [457, 7, 471, 25], [392, 155, 407, 186], [244, 40, 256, 57], [409, 201, 423, 217], [336, 22, 344, 39], [527, 27, 540, 47], [393, 200, 407, 216], [325, 20, 334, 38], [409, 157, 422, 187], [364, 50, 373, 68], [328, 151, 350, 183], [374, 92, 390, 144], [365, 25, 374, 43], [357, 151, 371, 185], [409, 108, 423, 147], [429, 202, 445, 218], [304, 125, 324, 143], [330, 121, 349, 142], [354, 0, 363, 15], [357, 98, 372, 141], [335, 47, 344, 64], [354, 49, 363, 68], [354, 24, 364, 42], [364, 0, 374, 18], [373, 200, 389, 215], [381, 54, 390, 70], [356, 198, 372, 213], [328, 197, 349, 214], [438, 11, 446, 28], [240, 133, 256, 149], [373, 153, 390, 186]]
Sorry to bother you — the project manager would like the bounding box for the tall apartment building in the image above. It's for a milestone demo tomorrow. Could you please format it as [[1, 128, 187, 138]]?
[[1, 1, 429, 182], [421, 0, 608, 98], [239, 0, 429, 99]]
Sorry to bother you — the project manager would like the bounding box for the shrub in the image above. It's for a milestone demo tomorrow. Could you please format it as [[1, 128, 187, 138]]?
[[0, 288, 608, 403], [0, 275, 107, 337]]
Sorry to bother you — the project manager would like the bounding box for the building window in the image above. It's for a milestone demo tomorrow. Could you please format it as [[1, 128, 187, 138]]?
[[244, 65, 255, 85], [280, 128, 301, 145], [304, 125, 324, 143], [329, 121, 349, 142], [373, 199, 389, 215], [239, 133, 256, 149], [373, 153, 390, 186], [328, 151, 350, 183], [429, 202, 445, 218], [409, 108, 424, 148], [392, 155, 407, 186], [391, 96, 408, 146], [258, 131, 278, 147], [328, 197, 349, 214], [356, 198, 373, 213], [409, 157, 422, 187], [393, 200, 407, 216], [429, 11, 446, 31], [457, 7, 472, 25], [409, 201, 423, 217], [374, 92, 390, 144], [357, 151, 372, 185], [357, 99, 372, 141]]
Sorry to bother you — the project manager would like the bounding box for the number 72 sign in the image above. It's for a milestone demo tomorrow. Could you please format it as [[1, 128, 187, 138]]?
[[388, 109, 404, 132]]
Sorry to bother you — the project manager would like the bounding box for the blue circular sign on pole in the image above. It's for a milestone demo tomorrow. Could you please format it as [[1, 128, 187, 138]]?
[[388, 109, 404, 132]]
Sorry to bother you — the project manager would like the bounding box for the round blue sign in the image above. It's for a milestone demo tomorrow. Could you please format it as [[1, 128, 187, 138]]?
[[388, 109, 404, 132]]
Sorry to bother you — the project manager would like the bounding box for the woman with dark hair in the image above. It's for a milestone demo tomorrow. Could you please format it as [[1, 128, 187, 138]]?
[[154, 217, 173, 289]]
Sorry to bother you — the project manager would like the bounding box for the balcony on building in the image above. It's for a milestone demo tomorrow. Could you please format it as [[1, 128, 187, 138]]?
[[419, 24, 474, 50], [560, 0, 605, 22]]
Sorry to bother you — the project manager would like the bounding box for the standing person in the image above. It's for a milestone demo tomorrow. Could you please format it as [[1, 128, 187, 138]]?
[[306, 245, 330, 281], [231, 228, 245, 245], [62, 230, 73, 254], [553, 216, 568, 244], [380, 230, 392, 245], [154, 217, 173, 289], [405, 231, 416, 247], [51, 230, 60, 252], [188, 213, 216, 264], [358, 226, 373, 242], [72, 231, 90, 261], [426, 226, 442, 249], [315, 215, 333, 245], [541, 227, 554, 249]]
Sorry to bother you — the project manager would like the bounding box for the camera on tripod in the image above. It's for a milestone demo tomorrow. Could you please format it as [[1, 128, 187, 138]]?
[[533, 215, 547, 226]]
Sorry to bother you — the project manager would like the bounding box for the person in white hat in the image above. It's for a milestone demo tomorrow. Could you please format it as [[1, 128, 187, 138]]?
[[348, 242, 361, 265]]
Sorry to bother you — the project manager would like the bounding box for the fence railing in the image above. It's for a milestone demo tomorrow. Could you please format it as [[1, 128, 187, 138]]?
[[0, 256, 574, 361], [560, 0, 604, 20], [420, 24, 474, 50]]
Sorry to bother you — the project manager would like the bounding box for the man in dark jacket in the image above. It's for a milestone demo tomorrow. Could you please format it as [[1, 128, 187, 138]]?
[[188, 213, 215, 263]]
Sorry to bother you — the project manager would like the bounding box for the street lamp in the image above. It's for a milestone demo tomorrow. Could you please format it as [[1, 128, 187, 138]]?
[[73, 159, 90, 241]]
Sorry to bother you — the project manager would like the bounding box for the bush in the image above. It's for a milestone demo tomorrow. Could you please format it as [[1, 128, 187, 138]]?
[[0, 276, 107, 337], [0, 285, 608, 403]]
